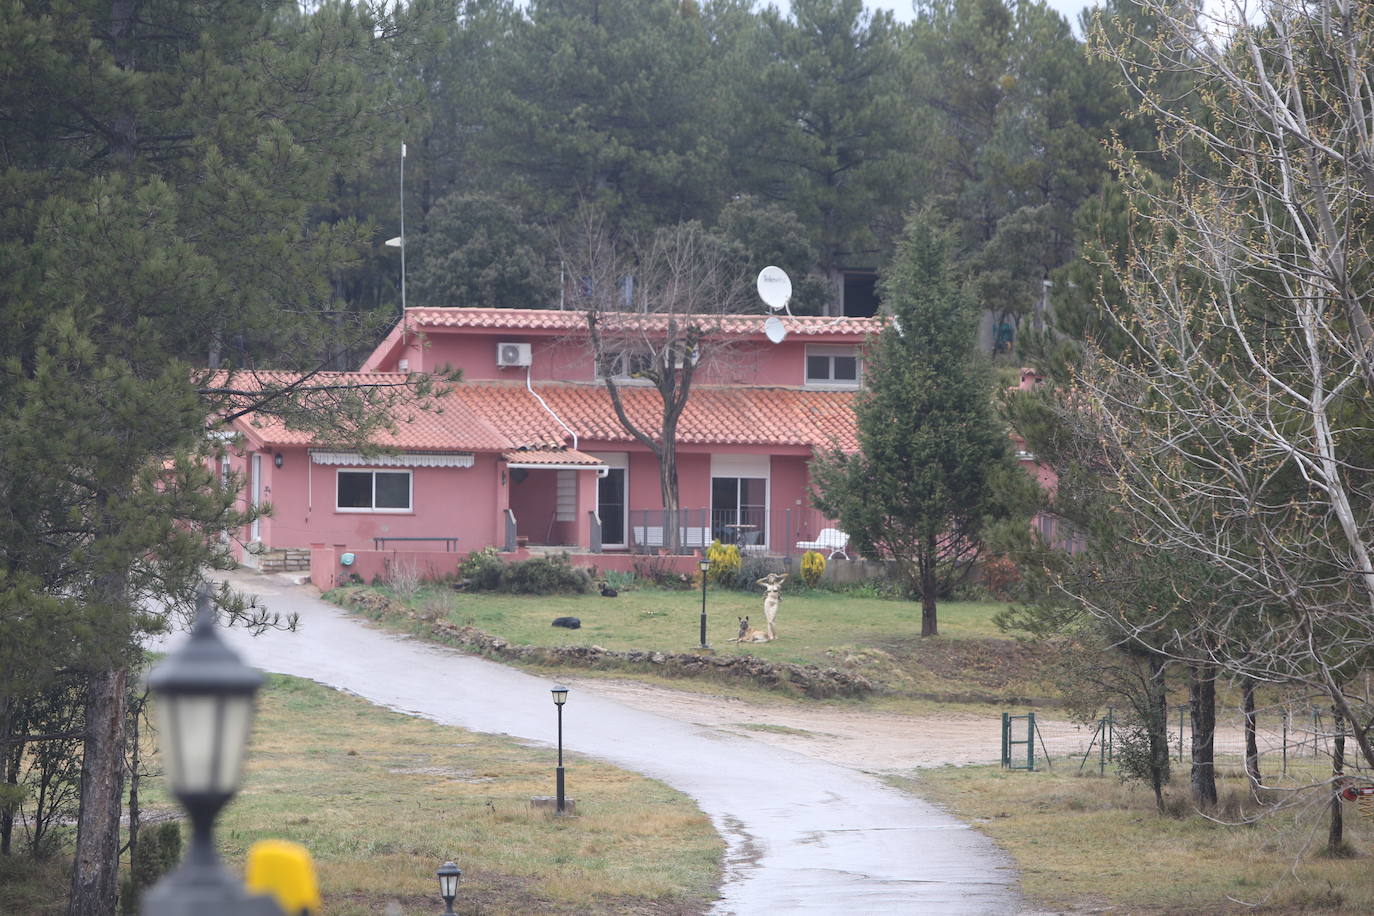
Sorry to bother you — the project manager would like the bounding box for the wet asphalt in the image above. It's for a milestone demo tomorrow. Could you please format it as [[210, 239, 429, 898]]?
[[159, 571, 1023, 914]]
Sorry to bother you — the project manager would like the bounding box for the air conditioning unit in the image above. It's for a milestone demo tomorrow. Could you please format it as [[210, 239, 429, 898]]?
[[496, 342, 532, 367]]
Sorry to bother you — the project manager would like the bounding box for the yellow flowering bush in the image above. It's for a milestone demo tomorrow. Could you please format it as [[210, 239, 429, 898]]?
[[801, 550, 826, 588], [706, 540, 741, 585]]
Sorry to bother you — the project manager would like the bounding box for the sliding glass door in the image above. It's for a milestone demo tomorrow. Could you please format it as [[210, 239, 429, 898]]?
[[711, 476, 767, 547]]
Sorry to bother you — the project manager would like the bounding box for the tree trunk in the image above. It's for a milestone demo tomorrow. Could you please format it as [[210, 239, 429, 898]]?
[[67, 667, 128, 916], [1242, 677, 1261, 793], [1148, 654, 1169, 814], [125, 693, 142, 877], [659, 445, 679, 554], [109, 0, 138, 165], [920, 531, 938, 637], [1, 697, 19, 856], [1188, 664, 1217, 809], [1330, 708, 1345, 855]]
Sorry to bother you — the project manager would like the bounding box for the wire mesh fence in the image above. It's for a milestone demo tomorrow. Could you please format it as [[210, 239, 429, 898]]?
[[996, 704, 1374, 784]]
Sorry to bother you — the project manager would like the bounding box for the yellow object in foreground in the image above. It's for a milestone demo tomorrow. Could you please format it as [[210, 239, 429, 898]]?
[[246, 839, 321, 915]]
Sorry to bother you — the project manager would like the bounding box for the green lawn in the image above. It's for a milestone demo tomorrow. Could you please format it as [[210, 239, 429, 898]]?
[[337, 584, 1055, 704]]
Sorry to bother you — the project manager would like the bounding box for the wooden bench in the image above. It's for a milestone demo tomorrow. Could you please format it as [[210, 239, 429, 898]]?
[[372, 536, 460, 552]]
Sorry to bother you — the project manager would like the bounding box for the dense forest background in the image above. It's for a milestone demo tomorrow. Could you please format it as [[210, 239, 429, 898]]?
[[322, 0, 1135, 364]]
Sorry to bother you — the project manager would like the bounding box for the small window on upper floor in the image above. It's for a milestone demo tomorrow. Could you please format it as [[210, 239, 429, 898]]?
[[596, 349, 655, 382], [805, 346, 861, 388]]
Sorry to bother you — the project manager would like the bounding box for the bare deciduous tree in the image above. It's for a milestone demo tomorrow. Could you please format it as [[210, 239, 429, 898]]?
[[1078, 0, 1374, 776], [562, 214, 753, 552]]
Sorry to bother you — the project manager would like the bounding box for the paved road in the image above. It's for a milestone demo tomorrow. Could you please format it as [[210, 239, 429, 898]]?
[[164, 572, 1022, 914]]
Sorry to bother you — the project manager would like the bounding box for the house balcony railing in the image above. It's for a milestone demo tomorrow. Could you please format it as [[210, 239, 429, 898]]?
[[617, 507, 841, 558]]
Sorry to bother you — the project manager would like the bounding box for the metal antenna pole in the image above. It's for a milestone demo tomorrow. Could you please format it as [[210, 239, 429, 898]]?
[[399, 142, 407, 319]]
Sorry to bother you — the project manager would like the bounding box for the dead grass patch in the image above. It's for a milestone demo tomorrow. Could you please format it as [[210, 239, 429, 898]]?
[[135, 673, 721, 915], [904, 764, 1374, 913]]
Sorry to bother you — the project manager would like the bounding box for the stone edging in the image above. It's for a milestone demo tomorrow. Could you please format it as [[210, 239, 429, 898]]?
[[336, 590, 876, 699]]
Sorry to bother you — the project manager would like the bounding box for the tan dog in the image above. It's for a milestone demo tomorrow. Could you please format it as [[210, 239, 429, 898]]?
[[756, 573, 786, 639], [729, 615, 772, 643]]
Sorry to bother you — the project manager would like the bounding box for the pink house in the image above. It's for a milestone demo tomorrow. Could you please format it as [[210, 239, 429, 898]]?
[[219, 307, 877, 585]]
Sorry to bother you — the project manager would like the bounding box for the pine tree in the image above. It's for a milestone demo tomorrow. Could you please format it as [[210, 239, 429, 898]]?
[[811, 215, 1031, 635], [0, 2, 412, 910]]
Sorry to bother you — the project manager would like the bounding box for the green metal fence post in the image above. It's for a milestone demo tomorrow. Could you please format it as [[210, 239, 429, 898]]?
[[1001, 712, 1009, 768], [1027, 712, 1036, 772], [1282, 709, 1288, 777], [1100, 714, 1107, 775]]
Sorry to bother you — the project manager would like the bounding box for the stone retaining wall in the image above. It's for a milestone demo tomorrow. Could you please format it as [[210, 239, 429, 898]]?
[[257, 548, 311, 573], [337, 590, 875, 699]]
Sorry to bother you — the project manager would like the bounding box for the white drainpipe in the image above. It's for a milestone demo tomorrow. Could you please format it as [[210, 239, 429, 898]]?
[[526, 365, 578, 451]]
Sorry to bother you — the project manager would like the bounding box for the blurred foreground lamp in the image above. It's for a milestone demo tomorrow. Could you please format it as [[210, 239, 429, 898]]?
[[436, 861, 461, 915], [143, 585, 269, 915]]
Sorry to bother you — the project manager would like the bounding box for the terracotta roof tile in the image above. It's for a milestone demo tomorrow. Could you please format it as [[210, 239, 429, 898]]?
[[228, 374, 858, 453], [502, 447, 605, 466], [406, 307, 882, 337]]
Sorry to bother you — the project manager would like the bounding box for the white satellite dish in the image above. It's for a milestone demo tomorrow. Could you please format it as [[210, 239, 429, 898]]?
[[757, 266, 792, 312], [764, 315, 787, 344]]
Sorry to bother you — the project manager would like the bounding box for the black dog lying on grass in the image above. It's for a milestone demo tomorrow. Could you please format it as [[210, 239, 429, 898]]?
[[551, 616, 581, 629]]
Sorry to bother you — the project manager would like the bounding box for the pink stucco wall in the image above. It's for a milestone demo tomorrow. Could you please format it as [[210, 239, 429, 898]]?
[[508, 468, 557, 541], [242, 446, 504, 556], [381, 323, 871, 389], [239, 314, 871, 559], [309, 545, 466, 590], [769, 454, 811, 549], [234, 442, 822, 557]]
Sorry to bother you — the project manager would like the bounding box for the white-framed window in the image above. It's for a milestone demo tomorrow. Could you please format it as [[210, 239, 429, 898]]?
[[805, 345, 861, 388], [710, 454, 770, 550], [336, 469, 412, 512], [596, 349, 655, 382]]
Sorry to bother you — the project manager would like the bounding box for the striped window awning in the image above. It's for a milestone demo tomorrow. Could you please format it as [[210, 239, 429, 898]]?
[[310, 451, 475, 468]]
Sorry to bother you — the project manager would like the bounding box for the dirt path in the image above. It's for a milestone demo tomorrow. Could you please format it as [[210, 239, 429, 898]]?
[[560, 676, 1056, 770], [563, 677, 1260, 774]]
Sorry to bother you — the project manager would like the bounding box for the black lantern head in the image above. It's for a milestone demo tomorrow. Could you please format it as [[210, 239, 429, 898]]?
[[550, 685, 569, 706], [147, 587, 263, 800], [437, 860, 461, 901]]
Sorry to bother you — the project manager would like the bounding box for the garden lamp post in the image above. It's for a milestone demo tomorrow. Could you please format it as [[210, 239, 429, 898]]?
[[551, 686, 569, 813], [698, 557, 710, 649], [142, 585, 268, 915], [436, 861, 461, 915]]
